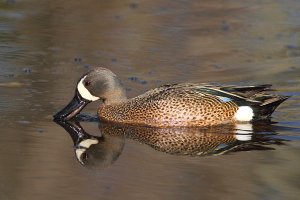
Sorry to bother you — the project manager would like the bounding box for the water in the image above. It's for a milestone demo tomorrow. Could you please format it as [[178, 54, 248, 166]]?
[[0, 0, 300, 199]]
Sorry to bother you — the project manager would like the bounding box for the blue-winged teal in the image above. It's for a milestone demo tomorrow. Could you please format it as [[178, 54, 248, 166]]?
[[54, 67, 288, 127]]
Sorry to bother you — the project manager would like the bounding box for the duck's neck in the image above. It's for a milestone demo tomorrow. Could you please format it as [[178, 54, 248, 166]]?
[[104, 87, 127, 105]]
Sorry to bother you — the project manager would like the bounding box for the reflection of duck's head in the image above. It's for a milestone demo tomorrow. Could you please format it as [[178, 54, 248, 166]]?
[[54, 120, 124, 169], [77, 134, 124, 169]]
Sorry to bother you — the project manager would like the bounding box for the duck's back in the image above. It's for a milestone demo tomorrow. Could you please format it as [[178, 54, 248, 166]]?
[[98, 83, 240, 127]]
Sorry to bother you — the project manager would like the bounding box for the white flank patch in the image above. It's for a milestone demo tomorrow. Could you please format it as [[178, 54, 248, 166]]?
[[234, 106, 254, 121], [77, 75, 100, 101]]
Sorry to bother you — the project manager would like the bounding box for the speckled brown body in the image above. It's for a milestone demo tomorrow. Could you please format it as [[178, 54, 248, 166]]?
[[98, 83, 239, 127]]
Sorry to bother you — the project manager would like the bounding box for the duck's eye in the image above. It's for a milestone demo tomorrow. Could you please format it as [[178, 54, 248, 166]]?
[[84, 80, 91, 87]]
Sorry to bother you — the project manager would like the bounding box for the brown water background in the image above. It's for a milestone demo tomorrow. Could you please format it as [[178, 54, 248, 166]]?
[[0, 0, 300, 200]]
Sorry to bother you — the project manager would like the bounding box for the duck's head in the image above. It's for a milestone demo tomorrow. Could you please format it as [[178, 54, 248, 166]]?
[[53, 67, 126, 120]]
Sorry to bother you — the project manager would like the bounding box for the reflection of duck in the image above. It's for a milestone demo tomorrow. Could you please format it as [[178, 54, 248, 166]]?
[[100, 123, 239, 156], [54, 119, 287, 166], [55, 120, 124, 167], [53, 67, 288, 127]]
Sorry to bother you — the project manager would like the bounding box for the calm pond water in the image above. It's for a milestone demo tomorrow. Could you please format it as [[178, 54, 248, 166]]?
[[0, 0, 300, 200]]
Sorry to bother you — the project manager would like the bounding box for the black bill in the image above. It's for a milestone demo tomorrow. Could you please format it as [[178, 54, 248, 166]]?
[[53, 91, 90, 120]]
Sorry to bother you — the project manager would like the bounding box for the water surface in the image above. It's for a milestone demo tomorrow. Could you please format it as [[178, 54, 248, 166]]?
[[0, 1, 300, 200]]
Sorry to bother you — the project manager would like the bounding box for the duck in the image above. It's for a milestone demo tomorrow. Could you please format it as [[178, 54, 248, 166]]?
[[53, 67, 289, 127]]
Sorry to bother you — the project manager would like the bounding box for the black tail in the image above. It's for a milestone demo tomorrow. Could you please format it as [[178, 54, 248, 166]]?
[[252, 96, 289, 120]]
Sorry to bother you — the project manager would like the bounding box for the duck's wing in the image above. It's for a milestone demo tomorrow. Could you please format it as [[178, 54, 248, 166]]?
[[157, 83, 289, 120], [220, 84, 273, 97], [157, 83, 268, 104]]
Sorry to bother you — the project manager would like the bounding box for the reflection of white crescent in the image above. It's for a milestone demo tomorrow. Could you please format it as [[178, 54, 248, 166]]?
[[79, 138, 99, 148], [75, 138, 99, 164], [75, 149, 86, 165], [77, 75, 100, 101]]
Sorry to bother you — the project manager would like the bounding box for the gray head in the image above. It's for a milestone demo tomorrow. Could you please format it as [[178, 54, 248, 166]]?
[[77, 68, 126, 103], [54, 67, 126, 120]]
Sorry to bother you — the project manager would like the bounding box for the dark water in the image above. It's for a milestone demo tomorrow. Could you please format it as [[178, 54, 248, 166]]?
[[1, 0, 300, 199]]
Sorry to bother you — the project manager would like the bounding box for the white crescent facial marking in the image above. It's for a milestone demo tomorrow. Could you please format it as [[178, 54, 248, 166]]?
[[77, 75, 100, 101], [234, 106, 254, 121]]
